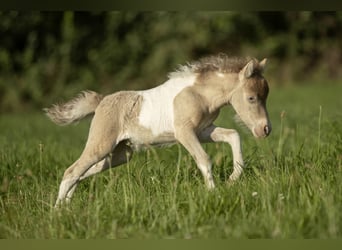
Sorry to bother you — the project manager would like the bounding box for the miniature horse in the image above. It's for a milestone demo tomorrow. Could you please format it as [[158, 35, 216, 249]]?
[[44, 54, 271, 206]]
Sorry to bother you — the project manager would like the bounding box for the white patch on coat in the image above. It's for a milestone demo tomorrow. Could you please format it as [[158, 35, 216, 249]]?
[[138, 75, 196, 136], [216, 72, 225, 78]]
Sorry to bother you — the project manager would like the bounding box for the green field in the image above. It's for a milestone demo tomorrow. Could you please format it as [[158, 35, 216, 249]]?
[[0, 82, 341, 238]]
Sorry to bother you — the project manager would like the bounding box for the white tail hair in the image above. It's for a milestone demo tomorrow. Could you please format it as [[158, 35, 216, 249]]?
[[44, 90, 103, 126]]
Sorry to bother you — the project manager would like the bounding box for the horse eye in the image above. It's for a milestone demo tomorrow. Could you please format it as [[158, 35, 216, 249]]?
[[248, 96, 256, 103]]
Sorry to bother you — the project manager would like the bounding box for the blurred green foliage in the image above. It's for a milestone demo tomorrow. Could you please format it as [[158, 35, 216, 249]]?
[[1, 11, 342, 112]]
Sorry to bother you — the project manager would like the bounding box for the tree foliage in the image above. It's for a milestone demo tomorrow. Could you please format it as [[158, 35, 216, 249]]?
[[1, 11, 341, 111]]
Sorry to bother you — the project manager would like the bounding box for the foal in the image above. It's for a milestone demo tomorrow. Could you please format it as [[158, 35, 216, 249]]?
[[45, 54, 271, 206]]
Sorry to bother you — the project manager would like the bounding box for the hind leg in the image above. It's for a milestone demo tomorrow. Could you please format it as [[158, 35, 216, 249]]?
[[55, 110, 120, 207], [79, 141, 133, 181], [65, 141, 133, 201], [55, 146, 113, 207]]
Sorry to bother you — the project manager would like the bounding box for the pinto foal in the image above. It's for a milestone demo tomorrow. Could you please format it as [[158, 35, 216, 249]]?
[[45, 54, 271, 206]]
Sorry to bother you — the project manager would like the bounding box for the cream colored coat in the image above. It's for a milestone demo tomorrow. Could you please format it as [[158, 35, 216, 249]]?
[[45, 55, 271, 207]]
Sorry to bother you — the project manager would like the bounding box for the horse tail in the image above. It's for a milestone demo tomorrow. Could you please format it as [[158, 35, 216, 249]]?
[[44, 90, 104, 126]]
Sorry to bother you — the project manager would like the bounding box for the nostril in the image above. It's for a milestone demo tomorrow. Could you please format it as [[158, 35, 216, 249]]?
[[264, 125, 270, 136]]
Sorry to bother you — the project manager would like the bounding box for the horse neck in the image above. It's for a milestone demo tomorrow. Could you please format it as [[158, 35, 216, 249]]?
[[196, 72, 239, 112]]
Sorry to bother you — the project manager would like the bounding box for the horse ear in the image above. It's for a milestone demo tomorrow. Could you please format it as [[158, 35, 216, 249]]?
[[241, 60, 255, 78], [259, 58, 267, 72]]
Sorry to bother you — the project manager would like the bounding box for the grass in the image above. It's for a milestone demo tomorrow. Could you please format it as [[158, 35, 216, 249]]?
[[0, 82, 341, 238]]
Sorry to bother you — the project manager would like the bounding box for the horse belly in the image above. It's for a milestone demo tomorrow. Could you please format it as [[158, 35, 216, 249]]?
[[127, 124, 176, 151]]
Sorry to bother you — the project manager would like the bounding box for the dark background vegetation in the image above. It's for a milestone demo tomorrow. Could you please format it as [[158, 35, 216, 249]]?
[[1, 11, 342, 112]]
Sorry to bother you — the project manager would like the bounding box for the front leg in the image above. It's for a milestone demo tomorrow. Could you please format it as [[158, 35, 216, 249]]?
[[199, 125, 244, 181], [174, 126, 215, 189], [173, 88, 217, 188]]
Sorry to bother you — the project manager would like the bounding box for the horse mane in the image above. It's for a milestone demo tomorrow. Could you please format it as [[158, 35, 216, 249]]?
[[168, 54, 252, 79]]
